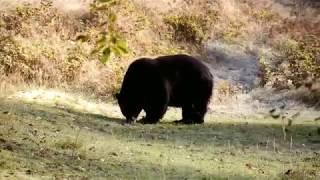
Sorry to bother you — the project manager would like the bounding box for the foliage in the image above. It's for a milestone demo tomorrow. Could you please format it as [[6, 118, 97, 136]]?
[[0, 0, 184, 95], [215, 80, 240, 103], [62, 45, 88, 82], [261, 36, 320, 89], [1, 0, 319, 100], [221, 21, 244, 43], [164, 14, 210, 45], [0, 36, 46, 81], [55, 138, 83, 150], [0, 37, 23, 76], [77, 0, 129, 64], [278, 36, 320, 87], [252, 9, 277, 23], [0, 0, 90, 84]]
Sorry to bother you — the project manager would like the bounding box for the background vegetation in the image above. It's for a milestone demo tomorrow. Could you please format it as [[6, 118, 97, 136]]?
[[0, 0, 319, 179], [0, 0, 319, 98]]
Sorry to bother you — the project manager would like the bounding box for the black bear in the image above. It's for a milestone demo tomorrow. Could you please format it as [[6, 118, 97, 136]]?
[[116, 54, 214, 124]]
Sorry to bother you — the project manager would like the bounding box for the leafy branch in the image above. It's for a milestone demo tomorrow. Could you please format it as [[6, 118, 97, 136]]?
[[76, 0, 129, 64]]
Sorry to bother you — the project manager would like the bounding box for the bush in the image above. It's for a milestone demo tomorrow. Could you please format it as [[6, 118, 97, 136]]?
[[278, 36, 320, 87], [252, 9, 277, 23], [215, 80, 241, 103], [0, 0, 92, 85], [164, 14, 210, 44], [221, 21, 244, 43], [260, 35, 320, 89], [55, 138, 82, 150]]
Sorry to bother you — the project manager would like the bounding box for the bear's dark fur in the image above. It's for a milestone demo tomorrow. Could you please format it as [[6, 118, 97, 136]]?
[[116, 54, 214, 124]]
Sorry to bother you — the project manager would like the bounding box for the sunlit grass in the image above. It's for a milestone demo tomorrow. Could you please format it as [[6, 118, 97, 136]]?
[[0, 88, 319, 179]]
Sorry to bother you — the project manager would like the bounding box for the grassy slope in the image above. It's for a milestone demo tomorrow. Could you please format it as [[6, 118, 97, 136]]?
[[0, 89, 319, 180]]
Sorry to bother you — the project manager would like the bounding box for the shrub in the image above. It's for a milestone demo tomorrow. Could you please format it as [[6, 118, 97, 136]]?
[[278, 36, 320, 87], [262, 36, 320, 89], [0, 0, 92, 85], [215, 80, 241, 103], [252, 9, 277, 23], [0, 36, 43, 81], [164, 14, 210, 45], [55, 138, 82, 150], [221, 21, 244, 43]]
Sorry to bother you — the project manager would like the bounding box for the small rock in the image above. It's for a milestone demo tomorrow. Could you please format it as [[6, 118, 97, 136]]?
[[109, 152, 118, 156], [77, 166, 86, 172], [4, 144, 14, 151], [0, 138, 6, 143], [25, 169, 32, 175], [284, 169, 292, 175], [245, 163, 253, 169]]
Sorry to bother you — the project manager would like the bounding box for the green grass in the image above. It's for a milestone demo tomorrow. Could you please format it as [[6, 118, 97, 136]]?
[[0, 89, 319, 179]]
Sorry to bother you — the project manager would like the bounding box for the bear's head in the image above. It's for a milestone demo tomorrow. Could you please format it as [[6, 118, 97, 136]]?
[[116, 92, 142, 123]]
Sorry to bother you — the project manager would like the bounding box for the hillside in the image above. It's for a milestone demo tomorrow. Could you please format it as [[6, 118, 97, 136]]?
[[0, 0, 319, 179], [1, 0, 319, 109]]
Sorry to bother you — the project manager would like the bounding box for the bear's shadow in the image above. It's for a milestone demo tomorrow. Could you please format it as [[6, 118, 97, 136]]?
[[55, 106, 182, 127]]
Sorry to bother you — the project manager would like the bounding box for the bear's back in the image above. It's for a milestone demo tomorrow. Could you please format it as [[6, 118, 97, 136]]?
[[154, 54, 213, 82]]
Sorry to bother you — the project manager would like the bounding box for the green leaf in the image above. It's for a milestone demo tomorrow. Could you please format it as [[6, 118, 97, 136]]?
[[115, 39, 129, 54], [111, 46, 122, 56], [111, 42, 129, 57], [100, 47, 111, 64]]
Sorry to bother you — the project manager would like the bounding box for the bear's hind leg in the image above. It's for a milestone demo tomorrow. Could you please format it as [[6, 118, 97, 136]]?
[[174, 105, 194, 124]]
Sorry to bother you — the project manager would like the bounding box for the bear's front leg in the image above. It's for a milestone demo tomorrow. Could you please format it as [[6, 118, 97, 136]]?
[[138, 103, 168, 124], [137, 117, 157, 124]]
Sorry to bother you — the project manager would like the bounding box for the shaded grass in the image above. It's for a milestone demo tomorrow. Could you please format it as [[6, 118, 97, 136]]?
[[0, 95, 319, 179]]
